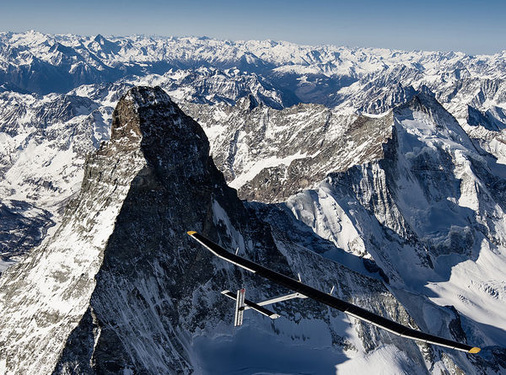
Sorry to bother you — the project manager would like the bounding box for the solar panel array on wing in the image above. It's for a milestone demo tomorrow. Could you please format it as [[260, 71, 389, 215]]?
[[187, 231, 480, 354]]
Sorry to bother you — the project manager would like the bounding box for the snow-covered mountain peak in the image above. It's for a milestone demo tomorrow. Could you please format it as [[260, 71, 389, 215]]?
[[395, 93, 474, 147], [106, 86, 212, 191], [0, 86, 224, 373], [124, 85, 175, 109]]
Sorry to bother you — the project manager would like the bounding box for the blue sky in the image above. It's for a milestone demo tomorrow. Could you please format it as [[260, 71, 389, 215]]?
[[1, 0, 505, 55]]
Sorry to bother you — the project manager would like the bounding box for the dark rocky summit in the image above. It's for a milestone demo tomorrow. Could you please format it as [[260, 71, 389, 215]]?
[[53, 86, 261, 373]]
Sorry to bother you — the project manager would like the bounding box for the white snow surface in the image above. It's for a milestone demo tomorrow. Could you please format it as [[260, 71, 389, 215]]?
[[229, 151, 308, 190], [427, 240, 506, 344]]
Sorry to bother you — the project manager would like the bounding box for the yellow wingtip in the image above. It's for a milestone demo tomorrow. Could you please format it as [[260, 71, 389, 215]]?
[[469, 347, 481, 354], [187, 231, 197, 236]]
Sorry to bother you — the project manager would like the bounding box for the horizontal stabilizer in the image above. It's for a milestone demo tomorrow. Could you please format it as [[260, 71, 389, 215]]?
[[222, 290, 280, 319]]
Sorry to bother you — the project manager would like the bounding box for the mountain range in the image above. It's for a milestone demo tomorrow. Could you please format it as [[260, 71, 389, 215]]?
[[0, 32, 505, 374]]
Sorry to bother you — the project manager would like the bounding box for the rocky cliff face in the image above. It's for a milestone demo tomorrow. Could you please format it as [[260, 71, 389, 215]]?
[[185, 98, 394, 202], [2, 87, 498, 374], [51, 86, 245, 373]]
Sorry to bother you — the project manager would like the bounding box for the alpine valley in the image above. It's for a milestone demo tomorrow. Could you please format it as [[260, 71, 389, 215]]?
[[0, 31, 505, 374]]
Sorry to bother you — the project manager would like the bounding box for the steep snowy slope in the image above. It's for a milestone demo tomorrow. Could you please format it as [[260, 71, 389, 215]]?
[[0, 88, 113, 268], [1, 87, 495, 374], [191, 92, 506, 371], [0, 90, 110, 207], [278, 94, 506, 371]]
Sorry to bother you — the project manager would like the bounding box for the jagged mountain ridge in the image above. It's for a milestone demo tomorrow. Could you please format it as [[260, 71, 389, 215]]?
[[1, 31, 506, 114], [184, 99, 394, 202], [1, 32, 505, 225], [0, 86, 463, 374]]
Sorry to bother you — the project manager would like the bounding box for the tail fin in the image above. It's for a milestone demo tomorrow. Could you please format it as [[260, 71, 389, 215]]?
[[234, 288, 246, 326]]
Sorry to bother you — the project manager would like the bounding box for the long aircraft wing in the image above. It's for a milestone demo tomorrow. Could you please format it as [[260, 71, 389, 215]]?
[[187, 231, 481, 354]]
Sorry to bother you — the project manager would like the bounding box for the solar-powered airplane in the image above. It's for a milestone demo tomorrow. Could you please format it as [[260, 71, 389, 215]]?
[[187, 231, 481, 354]]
